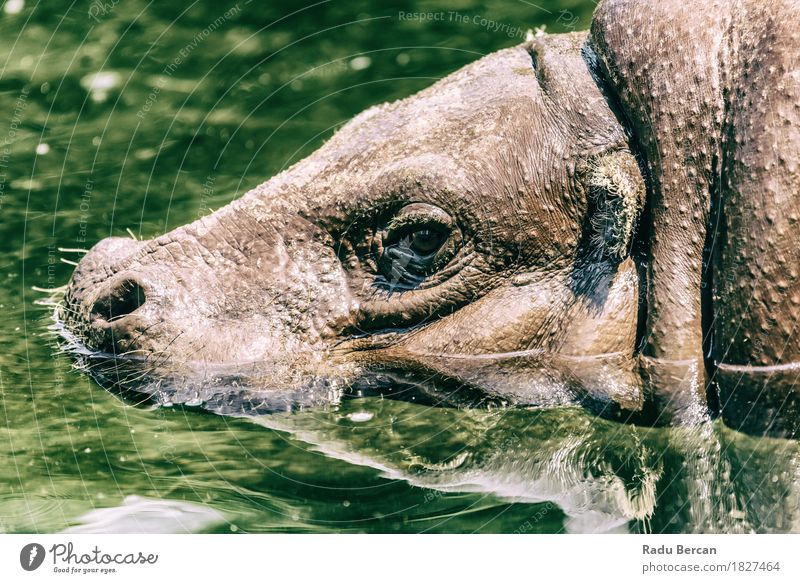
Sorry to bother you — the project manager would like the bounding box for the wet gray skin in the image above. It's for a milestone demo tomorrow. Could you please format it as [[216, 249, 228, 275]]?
[[59, 0, 800, 438]]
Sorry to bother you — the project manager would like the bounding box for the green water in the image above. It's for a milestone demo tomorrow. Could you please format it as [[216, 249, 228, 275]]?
[[0, 0, 798, 534]]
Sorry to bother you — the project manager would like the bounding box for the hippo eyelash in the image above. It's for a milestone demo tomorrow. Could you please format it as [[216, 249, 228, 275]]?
[[383, 204, 454, 238]]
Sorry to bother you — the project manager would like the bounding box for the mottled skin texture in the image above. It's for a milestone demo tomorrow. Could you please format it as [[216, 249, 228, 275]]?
[[60, 0, 800, 436], [592, 0, 800, 434]]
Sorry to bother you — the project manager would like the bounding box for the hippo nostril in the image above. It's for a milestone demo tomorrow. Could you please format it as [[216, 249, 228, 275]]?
[[91, 279, 147, 322]]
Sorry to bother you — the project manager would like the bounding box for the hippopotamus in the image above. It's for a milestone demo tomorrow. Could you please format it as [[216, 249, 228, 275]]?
[[58, 0, 800, 438]]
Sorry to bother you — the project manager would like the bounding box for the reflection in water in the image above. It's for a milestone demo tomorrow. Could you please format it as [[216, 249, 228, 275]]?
[[63, 495, 224, 534], [260, 410, 657, 533], [258, 403, 800, 533]]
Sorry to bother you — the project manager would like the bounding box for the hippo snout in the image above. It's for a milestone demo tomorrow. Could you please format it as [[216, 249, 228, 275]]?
[[62, 236, 153, 356], [60, 204, 360, 371]]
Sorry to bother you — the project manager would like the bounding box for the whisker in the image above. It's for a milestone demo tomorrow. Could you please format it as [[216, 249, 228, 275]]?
[[31, 284, 68, 293], [57, 247, 90, 254], [125, 321, 163, 349], [33, 299, 62, 308], [147, 331, 184, 369], [60, 258, 80, 267]]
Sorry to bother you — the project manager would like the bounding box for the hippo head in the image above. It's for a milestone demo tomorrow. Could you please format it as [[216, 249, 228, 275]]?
[[59, 32, 651, 417], [64, 0, 800, 440], [57, 0, 800, 439]]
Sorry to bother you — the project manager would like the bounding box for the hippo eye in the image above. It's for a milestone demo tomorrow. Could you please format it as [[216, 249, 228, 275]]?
[[409, 228, 446, 255], [375, 203, 460, 290]]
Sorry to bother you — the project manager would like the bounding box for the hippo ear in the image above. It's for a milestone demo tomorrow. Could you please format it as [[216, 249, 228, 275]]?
[[582, 150, 645, 262], [588, 0, 727, 364], [590, 0, 730, 366]]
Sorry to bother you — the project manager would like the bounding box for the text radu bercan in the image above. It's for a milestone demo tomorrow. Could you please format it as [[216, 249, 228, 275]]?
[[643, 544, 717, 555]]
